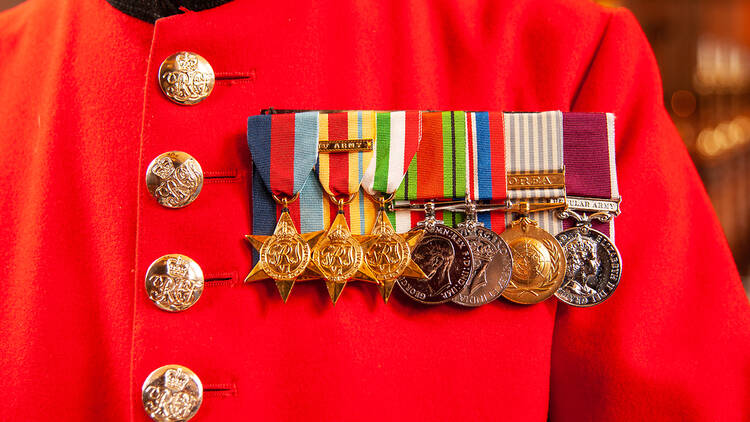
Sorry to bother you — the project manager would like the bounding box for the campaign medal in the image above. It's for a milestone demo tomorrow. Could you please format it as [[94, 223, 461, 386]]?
[[452, 112, 514, 306], [499, 202, 567, 304], [555, 210, 621, 307], [556, 112, 622, 306], [453, 201, 512, 307], [359, 197, 425, 302], [398, 202, 474, 304], [498, 111, 568, 304], [244, 112, 322, 302], [358, 111, 426, 302], [310, 111, 378, 303]]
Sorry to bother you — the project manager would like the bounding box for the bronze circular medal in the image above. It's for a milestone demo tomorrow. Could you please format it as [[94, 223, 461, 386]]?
[[500, 217, 566, 304], [453, 224, 513, 307], [312, 220, 364, 282], [146, 151, 204, 209], [260, 213, 311, 281], [142, 365, 203, 422], [398, 223, 474, 304], [554, 226, 622, 307], [145, 254, 204, 312], [158, 51, 215, 105]]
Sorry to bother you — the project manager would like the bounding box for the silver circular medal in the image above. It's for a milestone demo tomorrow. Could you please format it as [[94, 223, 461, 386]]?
[[397, 223, 474, 304], [453, 224, 513, 307], [554, 226, 622, 307]]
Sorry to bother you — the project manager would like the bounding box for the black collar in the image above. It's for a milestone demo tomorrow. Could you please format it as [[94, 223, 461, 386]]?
[[106, 0, 233, 23]]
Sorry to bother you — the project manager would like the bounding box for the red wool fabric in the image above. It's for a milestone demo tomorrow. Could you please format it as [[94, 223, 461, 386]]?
[[0, 0, 748, 421]]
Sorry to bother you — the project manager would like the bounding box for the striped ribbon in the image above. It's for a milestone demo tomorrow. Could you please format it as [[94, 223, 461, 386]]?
[[504, 111, 565, 235], [247, 112, 319, 260], [360, 111, 422, 233], [361, 111, 422, 196], [466, 111, 507, 231], [562, 112, 618, 238], [314, 112, 377, 234], [393, 111, 468, 229], [316, 111, 375, 198], [247, 112, 319, 198]]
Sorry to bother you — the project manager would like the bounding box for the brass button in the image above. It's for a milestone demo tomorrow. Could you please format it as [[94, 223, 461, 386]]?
[[142, 365, 203, 422], [145, 254, 204, 312], [158, 51, 215, 105], [146, 151, 203, 208]]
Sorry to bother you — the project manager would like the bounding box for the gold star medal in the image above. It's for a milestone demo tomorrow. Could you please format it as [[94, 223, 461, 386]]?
[[245, 196, 322, 302], [245, 111, 322, 302], [358, 197, 426, 302], [308, 200, 377, 303], [357, 111, 426, 302], [312, 111, 379, 304]]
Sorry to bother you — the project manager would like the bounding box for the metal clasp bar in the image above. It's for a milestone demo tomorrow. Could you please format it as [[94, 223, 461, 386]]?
[[388, 198, 566, 214]]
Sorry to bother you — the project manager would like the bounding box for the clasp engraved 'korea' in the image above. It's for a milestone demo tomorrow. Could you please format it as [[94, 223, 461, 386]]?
[[507, 171, 565, 190], [142, 365, 203, 422], [158, 52, 215, 105]]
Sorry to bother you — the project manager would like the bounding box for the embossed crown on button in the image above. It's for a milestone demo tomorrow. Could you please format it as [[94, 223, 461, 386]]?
[[146, 151, 204, 209], [142, 365, 203, 422], [145, 254, 204, 312], [158, 51, 215, 105]]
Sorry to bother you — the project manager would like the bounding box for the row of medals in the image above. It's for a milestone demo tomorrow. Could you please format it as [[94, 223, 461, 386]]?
[[247, 196, 622, 307]]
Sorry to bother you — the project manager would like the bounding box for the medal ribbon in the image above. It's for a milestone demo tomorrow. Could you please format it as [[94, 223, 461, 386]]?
[[503, 111, 565, 234], [316, 111, 376, 199], [467, 111, 507, 231], [248, 112, 319, 244], [360, 111, 422, 231], [393, 111, 468, 228], [562, 112, 618, 237], [248, 112, 319, 198], [361, 111, 422, 196]]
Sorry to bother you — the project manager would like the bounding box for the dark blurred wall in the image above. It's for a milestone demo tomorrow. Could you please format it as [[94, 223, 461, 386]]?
[[0, 0, 23, 10], [619, 0, 750, 295]]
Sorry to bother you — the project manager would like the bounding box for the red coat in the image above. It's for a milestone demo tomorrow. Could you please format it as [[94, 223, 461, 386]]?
[[1, 0, 748, 420]]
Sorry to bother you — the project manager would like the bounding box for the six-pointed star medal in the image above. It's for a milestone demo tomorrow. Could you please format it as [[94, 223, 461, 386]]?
[[245, 210, 323, 302], [306, 212, 378, 304], [356, 208, 426, 303]]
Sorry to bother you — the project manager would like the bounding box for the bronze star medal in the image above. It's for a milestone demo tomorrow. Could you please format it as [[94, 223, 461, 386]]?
[[245, 209, 322, 302], [358, 206, 426, 303]]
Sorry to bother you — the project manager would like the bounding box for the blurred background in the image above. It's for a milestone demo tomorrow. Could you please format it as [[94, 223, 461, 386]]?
[[1, 0, 749, 295]]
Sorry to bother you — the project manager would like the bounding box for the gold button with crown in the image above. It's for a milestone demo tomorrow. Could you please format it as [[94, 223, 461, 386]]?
[[146, 151, 204, 209], [158, 51, 215, 105], [142, 365, 203, 422], [145, 254, 204, 312]]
